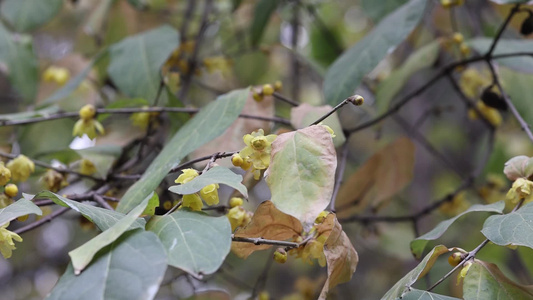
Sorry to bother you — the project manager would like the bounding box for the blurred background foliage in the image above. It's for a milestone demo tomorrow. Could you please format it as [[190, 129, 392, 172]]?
[[0, 0, 533, 299]]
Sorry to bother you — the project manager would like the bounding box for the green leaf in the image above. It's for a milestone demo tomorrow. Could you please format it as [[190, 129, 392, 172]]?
[[0, 198, 42, 226], [47, 229, 167, 300], [361, 0, 408, 22], [411, 201, 505, 259], [376, 41, 440, 114], [69, 193, 152, 275], [381, 245, 449, 300], [169, 166, 247, 198], [400, 289, 460, 300], [40, 51, 107, 106], [0, 0, 63, 32], [116, 88, 248, 213], [469, 38, 533, 74], [147, 210, 232, 278], [250, 0, 280, 47], [35, 191, 145, 231], [481, 202, 533, 249], [108, 25, 179, 105], [267, 125, 337, 226], [0, 23, 38, 103], [323, 0, 427, 106], [463, 260, 533, 300], [142, 193, 159, 216]]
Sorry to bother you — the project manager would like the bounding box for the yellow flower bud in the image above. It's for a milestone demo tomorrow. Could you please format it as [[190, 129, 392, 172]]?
[[80, 159, 97, 176], [43, 66, 70, 85], [227, 206, 246, 231], [274, 80, 282, 91], [4, 184, 18, 198], [41, 169, 68, 192], [0, 162, 11, 186], [448, 252, 463, 267], [315, 211, 329, 224], [273, 248, 288, 264], [6, 155, 35, 182], [452, 33, 464, 44], [262, 84, 274, 96], [253, 91, 263, 102], [79, 104, 96, 120], [229, 197, 243, 208], [0, 194, 13, 209], [231, 153, 244, 167], [460, 43, 471, 56], [348, 95, 364, 106]]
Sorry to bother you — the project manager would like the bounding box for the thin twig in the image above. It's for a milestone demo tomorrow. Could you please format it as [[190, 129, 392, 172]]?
[[14, 207, 70, 235], [168, 151, 237, 174], [485, 4, 521, 57], [272, 92, 299, 107], [231, 235, 300, 249], [93, 193, 115, 210], [329, 142, 349, 212]]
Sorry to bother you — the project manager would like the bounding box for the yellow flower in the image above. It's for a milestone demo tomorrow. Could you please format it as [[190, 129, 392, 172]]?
[[130, 106, 158, 130], [273, 248, 288, 264], [7, 155, 35, 182], [0, 222, 22, 259], [41, 169, 68, 192], [79, 104, 96, 120], [459, 68, 490, 99], [182, 194, 203, 211], [229, 197, 243, 208], [80, 159, 97, 176], [200, 183, 219, 206], [175, 168, 199, 184], [239, 129, 277, 172], [73, 119, 105, 139], [301, 236, 327, 267], [227, 206, 246, 231], [439, 191, 470, 217], [0, 194, 13, 209], [203, 56, 232, 75], [506, 178, 533, 206], [318, 123, 336, 138], [468, 101, 502, 127], [0, 162, 11, 186], [43, 66, 70, 85]]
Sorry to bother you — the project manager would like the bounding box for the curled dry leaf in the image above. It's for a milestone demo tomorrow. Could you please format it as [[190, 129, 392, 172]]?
[[336, 137, 415, 218], [503, 155, 533, 181], [317, 214, 359, 300], [231, 201, 303, 259], [267, 125, 337, 227]]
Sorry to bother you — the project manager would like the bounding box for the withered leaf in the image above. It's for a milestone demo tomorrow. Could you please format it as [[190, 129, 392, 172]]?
[[231, 201, 303, 259]]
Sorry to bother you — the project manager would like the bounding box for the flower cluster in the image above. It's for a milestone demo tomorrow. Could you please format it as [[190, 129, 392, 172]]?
[[73, 104, 105, 140], [288, 211, 330, 267], [6, 155, 35, 182], [175, 169, 220, 211], [252, 81, 282, 102], [0, 222, 22, 259], [226, 197, 252, 231], [506, 177, 533, 206], [232, 129, 277, 180]]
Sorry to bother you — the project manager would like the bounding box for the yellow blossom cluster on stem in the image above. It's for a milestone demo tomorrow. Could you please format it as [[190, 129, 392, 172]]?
[[73, 104, 105, 140], [289, 211, 330, 267], [6, 155, 35, 182], [439, 191, 470, 217], [506, 177, 533, 207], [43, 66, 70, 85], [0, 222, 22, 259], [252, 81, 282, 102], [232, 129, 277, 180], [226, 197, 252, 231], [175, 169, 220, 211]]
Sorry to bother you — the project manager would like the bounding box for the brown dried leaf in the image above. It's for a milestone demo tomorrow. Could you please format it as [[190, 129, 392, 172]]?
[[318, 214, 359, 300], [191, 89, 274, 167], [336, 137, 415, 218], [231, 201, 303, 259]]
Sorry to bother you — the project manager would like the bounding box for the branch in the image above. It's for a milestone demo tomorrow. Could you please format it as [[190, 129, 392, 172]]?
[[14, 207, 70, 235], [485, 4, 521, 57], [329, 142, 349, 212], [231, 235, 300, 249], [168, 151, 237, 174]]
